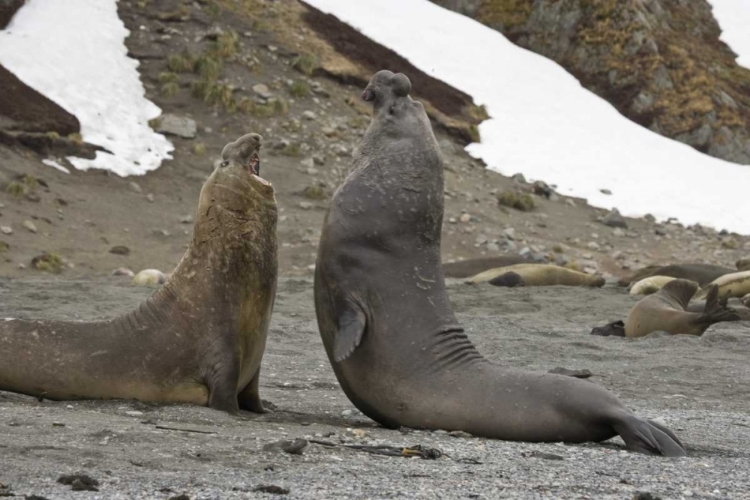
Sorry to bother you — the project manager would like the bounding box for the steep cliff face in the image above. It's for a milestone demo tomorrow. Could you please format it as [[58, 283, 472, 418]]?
[[433, 0, 750, 165]]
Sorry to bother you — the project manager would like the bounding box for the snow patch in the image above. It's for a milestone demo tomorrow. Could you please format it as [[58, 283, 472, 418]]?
[[0, 0, 173, 176], [42, 159, 70, 174], [708, 0, 750, 68], [305, 0, 750, 234]]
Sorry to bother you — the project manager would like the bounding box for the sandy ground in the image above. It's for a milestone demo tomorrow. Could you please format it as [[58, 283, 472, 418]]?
[[1, 277, 749, 499]]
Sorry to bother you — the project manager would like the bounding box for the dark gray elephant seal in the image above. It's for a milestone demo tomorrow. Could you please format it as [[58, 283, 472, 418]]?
[[619, 264, 735, 288], [625, 280, 743, 338], [314, 70, 685, 456], [442, 256, 529, 279], [0, 134, 277, 415]]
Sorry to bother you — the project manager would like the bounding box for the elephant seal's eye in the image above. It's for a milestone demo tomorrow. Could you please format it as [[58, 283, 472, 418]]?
[[220, 160, 229, 168]]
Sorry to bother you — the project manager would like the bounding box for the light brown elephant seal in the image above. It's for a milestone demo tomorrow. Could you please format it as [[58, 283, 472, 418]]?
[[629, 276, 687, 296], [694, 270, 750, 300], [314, 70, 685, 456], [442, 256, 529, 279], [619, 264, 735, 288], [624, 280, 742, 338], [470, 264, 604, 287], [0, 133, 277, 415]]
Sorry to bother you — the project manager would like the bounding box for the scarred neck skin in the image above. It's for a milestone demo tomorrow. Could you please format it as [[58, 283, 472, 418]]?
[[166, 179, 276, 326]]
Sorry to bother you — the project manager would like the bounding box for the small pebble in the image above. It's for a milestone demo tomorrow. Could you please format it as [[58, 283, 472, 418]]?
[[22, 220, 37, 233]]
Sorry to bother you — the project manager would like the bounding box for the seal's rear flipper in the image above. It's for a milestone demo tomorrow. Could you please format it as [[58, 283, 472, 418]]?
[[614, 416, 687, 457], [333, 301, 366, 362], [698, 285, 742, 326], [647, 419, 685, 449]]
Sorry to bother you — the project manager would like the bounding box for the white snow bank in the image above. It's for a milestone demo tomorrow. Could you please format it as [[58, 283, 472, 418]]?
[[306, 0, 750, 234], [708, 0, 750, 68], [0, 0, 173, 176], [42, 159, 70, 174]]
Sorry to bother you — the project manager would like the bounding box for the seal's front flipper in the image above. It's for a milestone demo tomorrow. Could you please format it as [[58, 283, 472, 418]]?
[[206, 352, 241, 415], [613, 416, 686, 457], [238, 367, 266, 413], [208, 384, 241, 415], [333, 300, 366, 362]]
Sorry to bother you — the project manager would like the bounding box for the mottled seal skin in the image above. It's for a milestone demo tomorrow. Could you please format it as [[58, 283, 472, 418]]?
[[695, 270, 750, 300], [314, 71, 685, 456], [442, 256, 529, 279], [625, 280, 742, 338], [619, 264, 735, 288], [629, 276, 685, 296], [0, 134, 277, 415], [470, 264, 604, 287]]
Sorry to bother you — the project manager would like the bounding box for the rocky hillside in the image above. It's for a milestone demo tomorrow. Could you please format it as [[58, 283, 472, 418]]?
[[1, 0, 748, 281], [433, 0, 750, 165]]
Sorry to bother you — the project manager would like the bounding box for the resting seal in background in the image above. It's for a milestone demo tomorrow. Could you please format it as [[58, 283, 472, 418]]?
[[694, 270, 750, 301], [0, 134, 278, 415], [629, 276, 687, 296], [625, 280, 743, 338], [314, 70, 685, 456], [468, 263, 605, 287], [618, 263, 735, 288], [441, 256, 529, 279]]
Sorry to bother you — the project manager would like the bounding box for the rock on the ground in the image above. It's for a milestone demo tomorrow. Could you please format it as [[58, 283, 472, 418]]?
[[252, 83, 272, 99], [154, 114, 197, 139], [109, 245, 130, 256], [601, 209, 628, 229], [131, 269, 166, 286], [21, 220, 37, 233], [111, 268, 134, 277]]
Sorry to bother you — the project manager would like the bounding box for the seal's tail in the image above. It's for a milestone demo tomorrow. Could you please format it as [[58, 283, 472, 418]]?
[[698, 285, 742, 325], [613, 415, 687, 457]]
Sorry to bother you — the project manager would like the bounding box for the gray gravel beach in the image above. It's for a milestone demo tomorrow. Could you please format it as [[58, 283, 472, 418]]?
[[1, 277, 749, 499]]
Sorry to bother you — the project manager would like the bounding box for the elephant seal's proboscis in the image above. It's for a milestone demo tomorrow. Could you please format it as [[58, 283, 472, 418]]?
[[0, 133, 277, 415], [314, 70, 686, 456]]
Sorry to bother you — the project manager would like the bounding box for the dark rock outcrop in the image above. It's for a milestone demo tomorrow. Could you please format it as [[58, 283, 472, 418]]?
[[0, 0, 24, 29], [0, 64, 80, 135], [432, 0, 750, 165]]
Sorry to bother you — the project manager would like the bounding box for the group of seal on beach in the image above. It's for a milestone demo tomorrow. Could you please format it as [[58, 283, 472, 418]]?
[[9, 69, 750, 458]]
